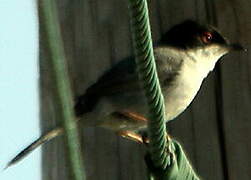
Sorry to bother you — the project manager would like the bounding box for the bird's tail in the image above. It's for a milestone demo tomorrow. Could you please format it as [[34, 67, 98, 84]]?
[[5, 94, 91, 169], [5, 127, 64, 169]]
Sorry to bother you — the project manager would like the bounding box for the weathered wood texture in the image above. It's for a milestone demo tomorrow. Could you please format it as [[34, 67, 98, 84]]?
[[40, 0, 251, 179]]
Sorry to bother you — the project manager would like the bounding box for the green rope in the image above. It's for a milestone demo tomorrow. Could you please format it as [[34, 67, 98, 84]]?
[[146, 140, 200, 180], [128, 2, 202, 179], [128, 0, 170, 169], [40, 1, 85, 180]]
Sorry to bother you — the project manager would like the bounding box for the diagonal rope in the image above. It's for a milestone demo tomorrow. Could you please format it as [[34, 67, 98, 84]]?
[[40, 1, 85, 179], [127, 0, 171, 169]]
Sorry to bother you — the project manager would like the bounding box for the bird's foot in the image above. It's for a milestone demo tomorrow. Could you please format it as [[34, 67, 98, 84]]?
[[117, 130, 145, 144]]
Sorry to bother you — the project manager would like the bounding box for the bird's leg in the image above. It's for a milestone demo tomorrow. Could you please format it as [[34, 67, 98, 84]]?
[[113, 111, 171, 145], [113, 111, 149, 144], [121, 111, 172, 144], [119, 111, 148, 123], [113, 111, 172, 145], [117, 130, 144, 144]]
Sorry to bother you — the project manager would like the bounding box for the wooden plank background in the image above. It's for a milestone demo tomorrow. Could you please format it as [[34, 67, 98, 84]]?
[[39, 0, 251, 179]]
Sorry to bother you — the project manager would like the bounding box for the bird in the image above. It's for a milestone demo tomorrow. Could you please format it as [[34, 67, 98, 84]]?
[[6, 20, 245, 168]]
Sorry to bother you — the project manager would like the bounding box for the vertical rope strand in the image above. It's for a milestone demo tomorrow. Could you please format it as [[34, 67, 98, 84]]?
[[128, 0, 170, 169], [40, 1, 85, 179]]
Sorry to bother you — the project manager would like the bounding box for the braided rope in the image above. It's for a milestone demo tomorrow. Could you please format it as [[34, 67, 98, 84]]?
[[128, 0, 170, 169]]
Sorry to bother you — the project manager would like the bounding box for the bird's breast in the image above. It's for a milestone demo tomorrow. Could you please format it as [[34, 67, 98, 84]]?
[[163, 61, 206, 121]]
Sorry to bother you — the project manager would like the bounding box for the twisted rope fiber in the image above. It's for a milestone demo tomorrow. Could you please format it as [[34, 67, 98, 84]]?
[[128, 0, 170, 169]]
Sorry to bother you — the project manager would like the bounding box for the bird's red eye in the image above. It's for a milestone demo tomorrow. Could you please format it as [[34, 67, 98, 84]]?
[[201, 31, 213, 44]]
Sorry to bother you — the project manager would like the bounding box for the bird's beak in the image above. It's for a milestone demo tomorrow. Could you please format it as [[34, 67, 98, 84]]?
[[228, 43, 247, 52]]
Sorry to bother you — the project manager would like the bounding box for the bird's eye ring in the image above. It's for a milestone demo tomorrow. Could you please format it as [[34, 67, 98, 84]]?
[[201, 31, 213, 44]]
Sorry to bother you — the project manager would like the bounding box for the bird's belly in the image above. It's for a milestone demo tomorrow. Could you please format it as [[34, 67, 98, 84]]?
[[164, 75, 203, 121]]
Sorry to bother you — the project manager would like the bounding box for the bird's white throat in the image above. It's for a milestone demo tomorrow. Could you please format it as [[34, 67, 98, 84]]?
[[161, 46, 228, 121], [185, 45, 228, 78]]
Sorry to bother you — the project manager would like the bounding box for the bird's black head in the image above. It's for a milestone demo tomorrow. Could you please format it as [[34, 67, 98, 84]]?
[[159, 20, 244, 51]]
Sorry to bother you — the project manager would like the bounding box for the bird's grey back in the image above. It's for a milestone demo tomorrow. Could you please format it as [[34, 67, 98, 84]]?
[[74, 47, 182, 131]]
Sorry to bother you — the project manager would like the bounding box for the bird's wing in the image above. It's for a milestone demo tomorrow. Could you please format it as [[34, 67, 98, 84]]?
[[154, 47, 183, 86], [86, 57, 140, 96], [74, 48, 182, 116], [74, 57, 141, 116]]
